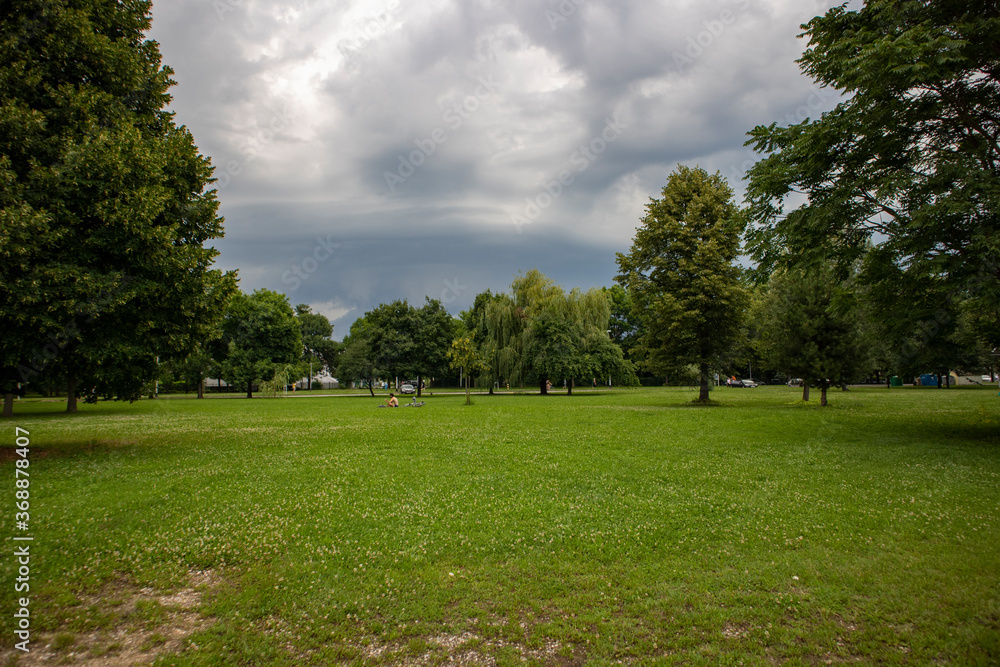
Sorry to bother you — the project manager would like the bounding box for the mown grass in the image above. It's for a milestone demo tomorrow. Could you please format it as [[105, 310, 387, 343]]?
[[2, 386, 999, 665]]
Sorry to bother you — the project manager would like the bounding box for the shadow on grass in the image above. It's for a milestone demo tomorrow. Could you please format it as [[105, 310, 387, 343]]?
[[0, 437, 139, 462]]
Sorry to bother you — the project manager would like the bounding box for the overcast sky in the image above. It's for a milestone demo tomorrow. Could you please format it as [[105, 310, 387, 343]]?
[[147, 0, 852, 339]]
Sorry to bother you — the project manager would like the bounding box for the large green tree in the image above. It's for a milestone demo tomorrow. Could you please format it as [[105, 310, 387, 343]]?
[[214, 290, 301, 399], [744, 0, 1000, 308], [0, 0, 235, 414], [358, 298, 456, 396], [336, 317, 379, 396], [617, 165, 748, 402], [411, 298, 458, 397], [756, 264, 869, 406], [295, 305, 339, 387]]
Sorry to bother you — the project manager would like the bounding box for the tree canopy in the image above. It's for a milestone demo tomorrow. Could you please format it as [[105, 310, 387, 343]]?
[[744, 0, 1000, 309], [0, 0, 235, 414], [214, 290, 301, 399], [755, 264, 869, 406]]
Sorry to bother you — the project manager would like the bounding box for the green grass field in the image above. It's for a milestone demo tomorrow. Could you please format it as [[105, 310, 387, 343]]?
[[2, 386, 999, 665]]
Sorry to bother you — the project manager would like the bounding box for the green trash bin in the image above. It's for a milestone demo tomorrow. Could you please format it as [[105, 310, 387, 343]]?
[[890, 376, 903, 387]]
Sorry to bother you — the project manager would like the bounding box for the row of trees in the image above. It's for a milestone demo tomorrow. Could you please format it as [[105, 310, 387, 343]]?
[[611, 163, 995, 407], [737, 0, 999, 400], [335, 272, 638, 400], [3, 1, 996, 414], [606, 0, 1000, 406]]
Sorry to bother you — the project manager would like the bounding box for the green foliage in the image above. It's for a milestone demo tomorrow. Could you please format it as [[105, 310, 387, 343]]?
[[756, 264, 870, 405], [448, 335, 487, 404], [617, 165, 748, 401], [335, 318, 378, 395], [476, 271, 635, 393], [744, 0, 1000, 309], [295, 304, 339, 378], [603, 285, 644, 365], [0, 0, 236, 411], [363, 298, 456, 396], [215, 290, 301, 398]]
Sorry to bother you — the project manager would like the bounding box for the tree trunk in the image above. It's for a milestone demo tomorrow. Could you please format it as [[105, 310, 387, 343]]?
[[540, 378, 548, 395], [3, 393, 13, 418], [67, 376, 78, 413], [197, 376, 205, 399], [465, 375, 472, 405], [802, 384, 810, 401], [367, 380, 375, 397], [246, 382, 253, 399], [567, 379, 573, 396], [698, 364, 710, 402], [820, 386, 828, 407], [416, 375, 422, 398], [936, 372, 943, 388]]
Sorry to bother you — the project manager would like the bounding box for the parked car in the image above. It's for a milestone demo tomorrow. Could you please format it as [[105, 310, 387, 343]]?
[[400, 383, 416, 394], [787, 378, 803, 387], [983, 375, 994, 383]]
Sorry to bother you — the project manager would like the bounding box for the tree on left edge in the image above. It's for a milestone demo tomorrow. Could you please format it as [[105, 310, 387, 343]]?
[[0, 0, 237, 414]]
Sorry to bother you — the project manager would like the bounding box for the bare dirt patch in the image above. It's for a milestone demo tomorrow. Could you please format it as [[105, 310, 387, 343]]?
[[0, 570, 220, 667]]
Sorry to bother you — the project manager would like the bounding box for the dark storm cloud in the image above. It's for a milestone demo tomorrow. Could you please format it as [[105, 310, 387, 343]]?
[[148, 0, 851, 329]]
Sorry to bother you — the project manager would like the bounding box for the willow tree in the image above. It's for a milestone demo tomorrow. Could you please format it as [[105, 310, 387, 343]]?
[[479, 271, 635, 395], [617, 166, 748, 403], [482, 293, 524, 390]]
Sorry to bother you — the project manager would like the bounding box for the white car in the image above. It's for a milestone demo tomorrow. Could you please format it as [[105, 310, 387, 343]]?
[[400, 383, 416, 394], [983, 375, 993, 383]]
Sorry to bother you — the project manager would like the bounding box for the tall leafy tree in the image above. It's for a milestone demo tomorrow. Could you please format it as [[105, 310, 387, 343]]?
[[360, 298, 456, 396], [481, 292, 523, 391], [411, 298, 457, 397], [617, 165, 748, 403], [744, 0, 1000, 309], [863, 263, 974, 386], [756, 264, 869, 406], [295, 305, 339, 387], [214, 290, 301, 399], [461, 289, 508, 394], [448, 335, 487, 405], [603, 285, 644, 366], [524, 308, 577, 394], [336, 316, 379, 396], [365, 300, 419, 388], [0, 0, 236, 413]]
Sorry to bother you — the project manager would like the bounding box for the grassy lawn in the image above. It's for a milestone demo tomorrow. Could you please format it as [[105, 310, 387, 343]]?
[[2, 386, 999, 665]]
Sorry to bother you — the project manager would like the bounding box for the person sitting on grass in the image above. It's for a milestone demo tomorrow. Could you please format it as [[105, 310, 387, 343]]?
[[385, 393, 398, 408]]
